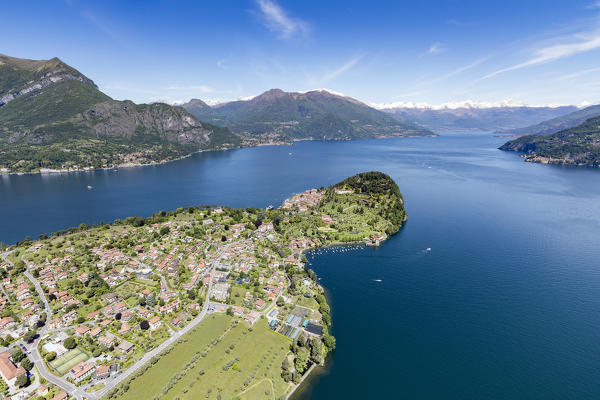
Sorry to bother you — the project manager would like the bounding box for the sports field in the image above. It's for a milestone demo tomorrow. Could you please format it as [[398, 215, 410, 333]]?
[[50, 348, 90, 375]]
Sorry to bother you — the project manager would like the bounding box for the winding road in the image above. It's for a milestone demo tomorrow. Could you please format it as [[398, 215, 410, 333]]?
[[0, 242, 246, 400]]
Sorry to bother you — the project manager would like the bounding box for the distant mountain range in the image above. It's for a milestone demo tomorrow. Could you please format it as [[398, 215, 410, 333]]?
[[500, 115, 600, 167], [0, 54, 240, 173], [182, 89, 434, 141], [497, 104, 600, 136], [3, 52, 598, 172], [377, 104, 578, 133]]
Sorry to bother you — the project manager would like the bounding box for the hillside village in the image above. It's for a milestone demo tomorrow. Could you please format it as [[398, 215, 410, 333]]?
[[0, 172, 404, 400]]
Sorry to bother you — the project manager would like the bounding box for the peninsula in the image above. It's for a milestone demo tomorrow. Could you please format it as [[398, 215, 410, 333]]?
[[0, 172, 405, 400], [500, 115, 600, 167]]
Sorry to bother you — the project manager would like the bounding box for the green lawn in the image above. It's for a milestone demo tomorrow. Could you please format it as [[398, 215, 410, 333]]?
[[229, 285, 249, 306], [293, 295, 319, 310], [114, 280, 149, 299], [50, 348, 90, 375], [112, 314, 292, 400]]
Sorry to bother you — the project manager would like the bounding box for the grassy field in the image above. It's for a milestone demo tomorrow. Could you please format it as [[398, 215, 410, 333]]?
[[114, 279, 156, 300], [50, 348, 90, 375], [113, 314, 292, 400]]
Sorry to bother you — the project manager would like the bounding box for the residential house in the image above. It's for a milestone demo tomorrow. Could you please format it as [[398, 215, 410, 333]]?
[[70, 362, 96, 383], [98, 336, 113, 348], [148, 316, 161, 330], [75, 325, 90, 336], [0, 351, 26, 386]]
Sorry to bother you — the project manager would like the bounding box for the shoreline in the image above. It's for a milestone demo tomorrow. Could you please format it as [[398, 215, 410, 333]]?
[[520, 154, 600, 168], [3, 172, 405, 399], [287, 363, 318, 399], [0, 145, 245, 177], [0, 134, 436, 176]]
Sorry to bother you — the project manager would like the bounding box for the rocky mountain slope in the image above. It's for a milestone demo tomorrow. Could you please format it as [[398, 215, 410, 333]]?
[[183, 89, 434, 141], [379, 104, 577, 133], [0, 54, 240, 173], [500, 116, 600, 167]]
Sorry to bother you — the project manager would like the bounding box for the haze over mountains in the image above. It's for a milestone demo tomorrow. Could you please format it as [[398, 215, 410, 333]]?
[[182, 89, 433, 141], [376, 103, 578, 133], [1, 52, 599, 173], [499, 104, 600, 136], [185, 91, 595, 135]]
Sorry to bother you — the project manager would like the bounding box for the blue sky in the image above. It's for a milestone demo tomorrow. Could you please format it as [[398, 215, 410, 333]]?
[[3, 0, 600, 106]]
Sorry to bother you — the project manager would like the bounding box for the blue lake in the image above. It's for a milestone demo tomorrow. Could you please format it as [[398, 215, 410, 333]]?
[[2, 133, 600, 398]]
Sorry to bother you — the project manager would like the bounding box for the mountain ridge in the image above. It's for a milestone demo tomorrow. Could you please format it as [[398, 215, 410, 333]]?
[[500, 115, 600, 167], [183, 88, 434, 140], [0, 54, 241, 173], [498, 104, 600, 136], [378, 105, 578, 132]]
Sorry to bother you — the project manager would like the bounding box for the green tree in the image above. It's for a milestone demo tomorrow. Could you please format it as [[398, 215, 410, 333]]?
[[21, 358, 32, 371], [63, 337, 77, 350], [294, 347, 310, 374], [310, 338, 322, 361], [322, 334, 336, 351], [15, 373, 29, 388], [11, 347, 25, 363], [23, 330, 36, 343]]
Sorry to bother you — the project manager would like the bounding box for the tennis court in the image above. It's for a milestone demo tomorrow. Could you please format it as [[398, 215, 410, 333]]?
[[49, 348, 90, 375]]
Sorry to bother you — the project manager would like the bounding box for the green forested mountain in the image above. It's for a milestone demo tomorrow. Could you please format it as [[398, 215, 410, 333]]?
[[183, 89, 434, 140], [0, 54, 240, 173], [500, 116, 600, 167]]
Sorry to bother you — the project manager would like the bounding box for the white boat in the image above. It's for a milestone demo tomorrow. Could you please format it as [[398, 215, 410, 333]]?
[[87, 185, 93, 190]]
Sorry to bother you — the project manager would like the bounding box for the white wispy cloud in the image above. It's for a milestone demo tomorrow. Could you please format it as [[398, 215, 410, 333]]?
[[216, 59, 227, 69], [439, 56, 489, 81], [320, 54, 364, 82], [557, 66, 600, 80], [586, 1, 600, 9], [82, 11, 120, 42], [166, 85, 214, 93], [428, 42, 444, 54], [255, 0, 309, 39], [479, 31, 600, 81]]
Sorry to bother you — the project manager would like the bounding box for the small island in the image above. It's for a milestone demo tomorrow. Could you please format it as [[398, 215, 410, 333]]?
[[0, 172, 405, 400]]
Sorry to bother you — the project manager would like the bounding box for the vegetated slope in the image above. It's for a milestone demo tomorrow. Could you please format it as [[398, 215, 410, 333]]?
[[0, 54, 240, 173], [333, 171, 406, 234], [499, 104, 600, 136], [500, 116, 600, 167], [183, 89, 434, 141], [381, 105, 577, 133]]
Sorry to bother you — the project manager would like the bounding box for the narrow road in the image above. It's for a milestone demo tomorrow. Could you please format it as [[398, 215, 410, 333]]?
[[0, 251, 14, 302], [2, 242, 233, 400], [92, 243, 230, 399], [21, 256, 86, 398]]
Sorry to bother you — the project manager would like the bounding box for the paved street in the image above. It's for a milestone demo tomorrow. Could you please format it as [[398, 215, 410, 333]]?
[[0, 242, 236, 400]]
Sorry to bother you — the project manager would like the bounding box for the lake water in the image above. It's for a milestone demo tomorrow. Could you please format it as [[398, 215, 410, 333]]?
[[2, 133, 600, 399]]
